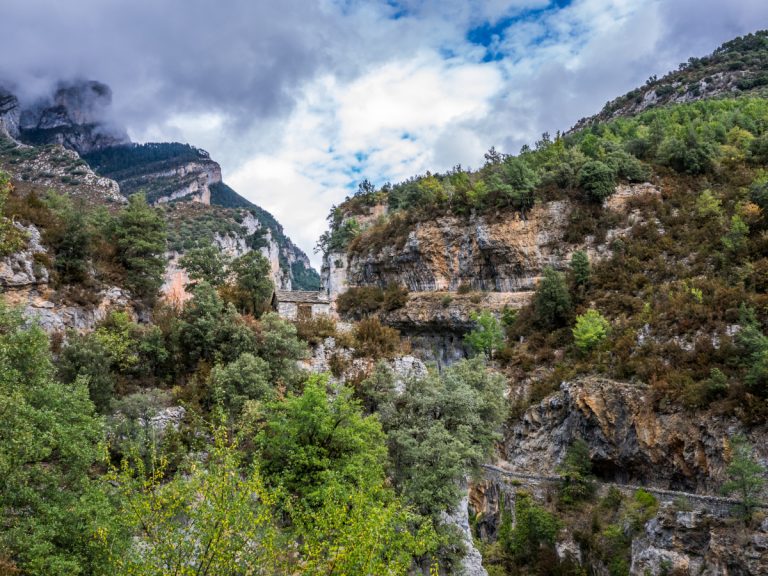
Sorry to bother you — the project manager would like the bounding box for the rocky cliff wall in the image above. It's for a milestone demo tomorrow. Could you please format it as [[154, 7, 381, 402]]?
[[18, 80, 130, 155], [504, 377, 767, 494], [322, 184, 658, 300]]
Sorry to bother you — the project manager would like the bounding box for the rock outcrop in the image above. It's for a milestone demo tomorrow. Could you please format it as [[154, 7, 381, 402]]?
[[0, 223, 49, 287], [18, 80, 130, 155], [504, 377, 768, 494], [0, 87, 20, 139], [322, 184, 659, 300], [630, 504, 768, 575]]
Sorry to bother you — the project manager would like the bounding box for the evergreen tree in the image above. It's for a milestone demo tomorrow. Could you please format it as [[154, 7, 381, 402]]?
[[113, 193, 167, 303], [534, 267, 572, 328], [722, 435, 766, 520]]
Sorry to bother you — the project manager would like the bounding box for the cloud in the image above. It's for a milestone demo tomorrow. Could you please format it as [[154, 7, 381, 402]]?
[[3, 0, 768, 267]]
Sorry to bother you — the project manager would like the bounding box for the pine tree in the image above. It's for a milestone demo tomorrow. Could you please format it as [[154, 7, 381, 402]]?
[[113, 194, 167, 303]]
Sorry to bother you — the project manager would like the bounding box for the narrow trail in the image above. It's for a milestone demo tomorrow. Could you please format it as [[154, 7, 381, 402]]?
[[480, 464, 768, 510]]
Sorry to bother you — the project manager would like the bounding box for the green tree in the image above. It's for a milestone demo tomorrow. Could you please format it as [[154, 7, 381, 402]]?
[[572, 309, 610, 353], [464, 310, 505, 359], [256, 374, 386, 504], [208, 353, 273, 418], [557, 439, 595, 504], [58, 332, 115, 413], [224, 251, 274, 316], [534, 267, 572, 328], [500, 492, 560, 565], [179, 241, 230, 287], [110, 428, 284, 575], [113, 193, 167, 303], [254, 312, 308, 387], [578, 160, 616, 203], [0, 302, 110, 575], [722, 435, 766, 520], [569, 250, 590, 292], [382, 358, 505, 518], [177, 282, 257, 369], [52, 207, 91, 285]]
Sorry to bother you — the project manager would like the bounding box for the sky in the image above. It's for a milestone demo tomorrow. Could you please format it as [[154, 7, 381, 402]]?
[[3, 0, 768, 268]]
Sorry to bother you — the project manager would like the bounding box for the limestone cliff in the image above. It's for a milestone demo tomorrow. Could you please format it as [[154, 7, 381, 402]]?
[[17, 80, 130, 155], [504, 377, 767, 494]]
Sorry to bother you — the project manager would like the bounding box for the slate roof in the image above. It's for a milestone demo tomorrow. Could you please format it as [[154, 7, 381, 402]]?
[[274, 290, 330, 304]]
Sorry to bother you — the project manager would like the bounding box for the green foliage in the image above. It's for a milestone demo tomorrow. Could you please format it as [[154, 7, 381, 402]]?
[[381, 358, 506, 518], [291, 479, 437, 575], [534, 267, 572, 328], [500, 492, 561, 565], [107, 389, 173, 466], [557, 439, 595, 504], [0, 302, 109, 575], [109, 428, 283, 575], [223, 251, 274, 316], [255, 374, 387, 503], [59, 332, 115, 413], [113, 193, 167, 303], [696, 189, 724, 219], [721, 435, 766, 520], [177, 282, 257, 369], [179, 240, 230, 287], [569, 250, 590, 290], [209, 353, 273, 418], [736, 305, 768, 397], [578, 160, 616, 202], [572, 309, 611, 353], [254, 312, 308, 387], [721, 214, 750, 254], [335, 284, 409, 318], [464, 310, 505, 358]]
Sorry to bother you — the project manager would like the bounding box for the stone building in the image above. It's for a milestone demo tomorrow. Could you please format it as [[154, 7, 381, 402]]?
[[272, 290, 331, 320]]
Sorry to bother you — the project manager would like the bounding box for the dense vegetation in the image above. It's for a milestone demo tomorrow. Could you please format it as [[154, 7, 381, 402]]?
[[0, 170, 505, 574]]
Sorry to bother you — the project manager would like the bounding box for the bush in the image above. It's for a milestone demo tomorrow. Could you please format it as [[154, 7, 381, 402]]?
[[464, 310, 505, 359], [336, 286, 385, 319], [353, 317, 401, 359], [572, 309, 610, 352], [382, 283, 409, 311], [294, 314, 337, 345], [578, 160, 616, 203]]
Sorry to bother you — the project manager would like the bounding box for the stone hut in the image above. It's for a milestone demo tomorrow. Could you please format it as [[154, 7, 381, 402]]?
[[272, 290, 331, 321]]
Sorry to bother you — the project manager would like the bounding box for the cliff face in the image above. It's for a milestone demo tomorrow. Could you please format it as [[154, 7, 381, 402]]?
[[323, 183, 658, 299], [504, 377, 767, 493], [17, 80, 130, 155], [324, 201, 570, 294], [0, 87, 20, 139]]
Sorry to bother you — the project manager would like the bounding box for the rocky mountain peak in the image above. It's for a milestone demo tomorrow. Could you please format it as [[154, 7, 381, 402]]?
[[17, 79, 130, 155]]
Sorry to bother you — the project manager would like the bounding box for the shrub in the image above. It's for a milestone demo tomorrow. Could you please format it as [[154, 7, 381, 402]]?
[[464, 310, 505, 359], [569, 250, 590, 292], [353, 317, 401, 359], [336, 286, 384, 319], [572, 309, 610, 352], [578, 160, 616, 203], [382, 283, 409, 311], [557, 439, 595, 504], [294, 314, 337, 345]]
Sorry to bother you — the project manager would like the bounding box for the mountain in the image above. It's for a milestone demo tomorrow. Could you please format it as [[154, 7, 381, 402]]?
[[573, 30, 768, 130], [2, 30, 768, 576], [0, 80, 320, 291], [318, 31, 768, 574]]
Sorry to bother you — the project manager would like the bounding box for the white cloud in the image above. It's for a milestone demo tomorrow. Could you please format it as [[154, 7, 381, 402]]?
[[229, 53, 503, 267], [15, 0, 761, 270]]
